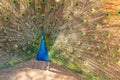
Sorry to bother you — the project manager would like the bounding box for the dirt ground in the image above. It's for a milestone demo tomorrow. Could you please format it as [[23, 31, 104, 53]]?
[[0, 59, 87, 80]]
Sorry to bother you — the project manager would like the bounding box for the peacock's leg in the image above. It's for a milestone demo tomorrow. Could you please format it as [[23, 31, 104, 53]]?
[[46, 62, 50, 71]]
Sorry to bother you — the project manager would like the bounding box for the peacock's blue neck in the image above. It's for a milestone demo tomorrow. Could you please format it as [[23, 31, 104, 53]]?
[[36, 31, 50, 62]]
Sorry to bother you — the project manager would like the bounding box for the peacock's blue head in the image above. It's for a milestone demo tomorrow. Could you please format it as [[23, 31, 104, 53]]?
[[41, 31, 45, 36]]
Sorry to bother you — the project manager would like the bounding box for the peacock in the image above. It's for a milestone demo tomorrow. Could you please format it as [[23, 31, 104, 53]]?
[[0, 0, 120, 80]]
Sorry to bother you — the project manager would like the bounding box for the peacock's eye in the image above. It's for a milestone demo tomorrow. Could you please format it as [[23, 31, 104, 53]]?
[[36, 7, 41, 12], [47, 23, 52, 29], [38, 24, 43, 28], [91, 36, 97, 40], [80, 32, 83, 35], [37, 8, 40, 10], [88, 8, 96, 13], [13, 0, 16, 4], [105, 13, 110, 17], [76, 53, 81, 57], [4, 28, 10, 33], [54, 18, 59, 23], [115, 59, 120, 64], [63, 38, 67, 43], [50, 7, 54, 12], [85, 46, 90, 50], [99, 61, 105, 65], [93, 51, 99, 56], [40, 14, 46, 19], [109, 52, 115, 58], [41, 0, 47, 4], [66, 27, 71, 31], [61, 3, 65, 7], [75, 40, 81, 45], [75, 2, 78, 6], [83, 61, 87, 65], [8, 37, 12, 41], [117, 11, 120, 15], [4, 16, 10, 21], [102, 44, 107, 49], [115, 47, 120, 52], [21, 13, 26, 17], [66, 15, 72, 20], [67, 48, 73, 52], [31, 28, 36, 32], [32, 16, 37, 21], [104, 33, 110, 38], [23, 47, 27, 50], [80, 31, 85, 36], [116, 47, 119, 50], [93, 23, 98, 28], [28, 1, 33, 6], [79, 64, 83, 67], [80, 19, 86, 23], [54, 29, 60, 33], [17, 26, 23, 31]]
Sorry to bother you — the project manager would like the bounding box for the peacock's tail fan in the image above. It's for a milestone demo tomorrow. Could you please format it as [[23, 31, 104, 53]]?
[[0, 0, 120, 79]]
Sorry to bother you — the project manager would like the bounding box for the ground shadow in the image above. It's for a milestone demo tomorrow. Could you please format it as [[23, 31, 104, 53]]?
[[0, 59, 86, 80]]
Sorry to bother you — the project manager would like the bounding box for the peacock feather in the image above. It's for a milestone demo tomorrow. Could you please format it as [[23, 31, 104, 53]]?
[[0, 0, 120, 80]]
